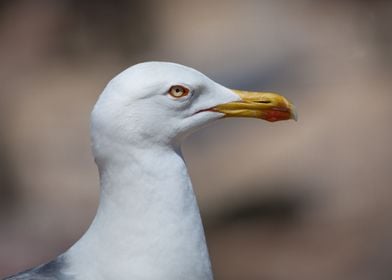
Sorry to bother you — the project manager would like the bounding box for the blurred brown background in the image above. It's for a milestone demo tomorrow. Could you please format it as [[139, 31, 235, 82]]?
[[1, 0, 392, 279]]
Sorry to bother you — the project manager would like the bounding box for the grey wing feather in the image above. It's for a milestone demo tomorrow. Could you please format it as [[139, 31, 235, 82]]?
[[3, 256, 70, 280]]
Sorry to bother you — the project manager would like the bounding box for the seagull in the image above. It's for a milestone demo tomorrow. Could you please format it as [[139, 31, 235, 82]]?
[[4, 62, 297, 280]]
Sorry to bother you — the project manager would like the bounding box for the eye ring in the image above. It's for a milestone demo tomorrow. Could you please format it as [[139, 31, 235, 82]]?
[[168, 85, 190, 98]]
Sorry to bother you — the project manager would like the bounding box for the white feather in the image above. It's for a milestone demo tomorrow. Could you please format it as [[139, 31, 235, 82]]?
[[63, 62, 239, 280]]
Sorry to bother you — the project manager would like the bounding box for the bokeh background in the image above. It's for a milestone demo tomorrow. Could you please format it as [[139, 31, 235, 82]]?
[[1, 0, 392, 279]]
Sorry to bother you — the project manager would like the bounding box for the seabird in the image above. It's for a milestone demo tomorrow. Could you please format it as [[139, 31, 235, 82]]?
[[4, 62, 297, 280]]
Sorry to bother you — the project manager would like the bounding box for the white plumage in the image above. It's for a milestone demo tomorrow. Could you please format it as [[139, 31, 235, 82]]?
[[5, 62, 296, 280]]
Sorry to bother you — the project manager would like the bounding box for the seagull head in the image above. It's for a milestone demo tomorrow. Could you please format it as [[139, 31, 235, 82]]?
[[91, 62, 297, 157]]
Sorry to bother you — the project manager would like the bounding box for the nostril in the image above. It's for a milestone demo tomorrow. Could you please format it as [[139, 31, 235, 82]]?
[[256, 100, 272, 104]]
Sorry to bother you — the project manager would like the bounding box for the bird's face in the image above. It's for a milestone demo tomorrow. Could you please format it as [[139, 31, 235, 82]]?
[[91, 62, 296, 152]]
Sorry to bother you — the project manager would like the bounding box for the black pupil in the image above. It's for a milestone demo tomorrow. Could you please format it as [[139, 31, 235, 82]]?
[[176, 88, 180, 92]]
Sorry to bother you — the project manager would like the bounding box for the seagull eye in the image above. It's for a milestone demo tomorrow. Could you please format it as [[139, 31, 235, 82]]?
[[168, 85, 190, 98]]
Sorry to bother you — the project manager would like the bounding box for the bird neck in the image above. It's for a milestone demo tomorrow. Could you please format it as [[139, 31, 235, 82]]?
[[65, 145, 213, 280]]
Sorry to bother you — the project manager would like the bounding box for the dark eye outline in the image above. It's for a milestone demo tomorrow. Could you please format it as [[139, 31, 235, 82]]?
[[168, 85, 190, 98]]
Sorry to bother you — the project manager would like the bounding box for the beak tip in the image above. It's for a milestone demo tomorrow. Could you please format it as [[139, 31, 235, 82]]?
[[290, 104, 298, 121]]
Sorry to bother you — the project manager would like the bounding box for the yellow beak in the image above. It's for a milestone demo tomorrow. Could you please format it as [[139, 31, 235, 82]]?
[[212, 90, 297, 122]]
